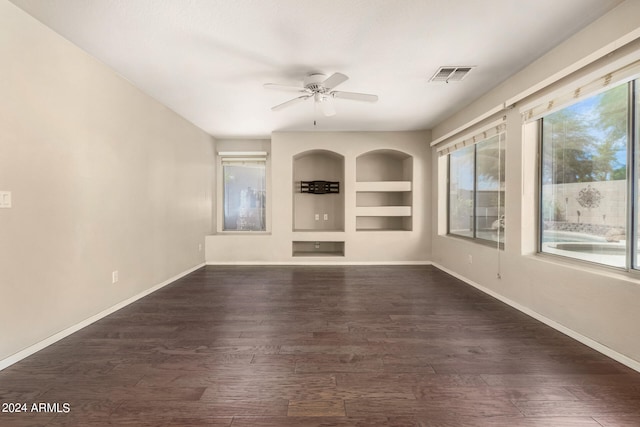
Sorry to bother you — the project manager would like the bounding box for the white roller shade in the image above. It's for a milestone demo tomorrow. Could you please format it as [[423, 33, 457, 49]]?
[[219, 151, 267, 164]]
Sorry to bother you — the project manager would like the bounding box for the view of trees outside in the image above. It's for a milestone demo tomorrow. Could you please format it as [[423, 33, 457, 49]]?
[[448, 134, 505, 243], [448, 145, 474, 238], [476, 134, 506, 243], [541, 82, 628, 267]]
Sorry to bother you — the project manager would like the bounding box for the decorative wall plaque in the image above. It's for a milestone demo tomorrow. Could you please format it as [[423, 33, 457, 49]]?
[[576, 184, 602, 209]]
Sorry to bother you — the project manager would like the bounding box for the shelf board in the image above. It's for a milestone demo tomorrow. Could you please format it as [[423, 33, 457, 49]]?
[[293, 229, 345, 233], [356, 228, 411, 231], [292, 251, 345, 257], [355, 181, 411, 192], [355, 206, 412, 217]]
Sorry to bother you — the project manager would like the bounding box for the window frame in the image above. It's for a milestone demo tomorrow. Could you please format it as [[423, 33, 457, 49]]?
[[447, 144, 475, 240], [446, 133, 506, 249], [217, 152, 270, 234], [536, 79, 636, 271]]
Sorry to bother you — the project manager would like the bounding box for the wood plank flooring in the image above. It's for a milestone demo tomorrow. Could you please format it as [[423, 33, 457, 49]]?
[[1, 265, 640, 426]]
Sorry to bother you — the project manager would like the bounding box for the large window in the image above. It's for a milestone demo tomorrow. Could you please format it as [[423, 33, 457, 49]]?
[[540, 81, 632, 268], [222, 160, 266, 231], [448, 133, 505, 245]]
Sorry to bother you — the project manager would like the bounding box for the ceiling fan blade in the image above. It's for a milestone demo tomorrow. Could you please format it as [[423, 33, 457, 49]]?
[[264, 83, 308, 92], [322, 72, 349, 90], [271, 95, 311, 111], [319, 96, 336, 117], [331, 91, 378, 102]]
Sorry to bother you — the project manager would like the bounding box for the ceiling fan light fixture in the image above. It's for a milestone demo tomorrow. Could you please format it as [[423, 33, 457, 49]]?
[[319, 95, 336, 117]]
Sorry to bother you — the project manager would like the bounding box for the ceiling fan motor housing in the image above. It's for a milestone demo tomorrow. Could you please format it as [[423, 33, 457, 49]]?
[[304, 73, 328, 92]]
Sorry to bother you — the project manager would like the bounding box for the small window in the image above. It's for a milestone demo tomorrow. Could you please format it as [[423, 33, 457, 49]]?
[[447, 133, 505, 245], [222, 159, 266, 231]]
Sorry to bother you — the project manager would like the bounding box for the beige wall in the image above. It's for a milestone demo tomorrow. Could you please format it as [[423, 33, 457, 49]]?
[[0, 1, 214, 362], [431, 0, 640, 366], [207, 131, 431, 263]]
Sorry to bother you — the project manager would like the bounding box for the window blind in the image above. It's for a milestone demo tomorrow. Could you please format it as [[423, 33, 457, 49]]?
[[521, 59, 640, 123], [219, 151, 267, 164], [436, 117, 506, 157]]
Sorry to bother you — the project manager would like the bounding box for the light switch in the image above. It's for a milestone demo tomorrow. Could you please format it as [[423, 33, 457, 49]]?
[[0, 191, 11, 208]]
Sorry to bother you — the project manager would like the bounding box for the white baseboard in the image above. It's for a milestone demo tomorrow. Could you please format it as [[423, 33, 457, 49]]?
[[0, 263, 205, 372], [206, 261, 432, 266], [431, 262, 640, 374]]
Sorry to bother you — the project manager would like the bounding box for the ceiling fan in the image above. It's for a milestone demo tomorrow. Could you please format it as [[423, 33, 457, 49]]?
[[264, 72, 378, 117]]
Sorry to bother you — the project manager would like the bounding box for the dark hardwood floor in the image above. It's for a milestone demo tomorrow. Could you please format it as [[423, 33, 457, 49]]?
[[1, 265, 640, 426]]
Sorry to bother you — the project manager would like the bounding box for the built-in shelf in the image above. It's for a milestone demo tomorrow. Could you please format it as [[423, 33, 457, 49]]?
[[355, 206, 412, 217], [355, 181, 411, 192], [356, 150, 413, 231], [292, 241, 345, 257], [356, 192, 409, 207], [293, 229, 344, 233], [356, 217, 410, 231]]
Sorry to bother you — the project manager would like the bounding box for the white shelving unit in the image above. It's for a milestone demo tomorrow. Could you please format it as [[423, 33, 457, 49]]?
[[356, 150, 413, 231]]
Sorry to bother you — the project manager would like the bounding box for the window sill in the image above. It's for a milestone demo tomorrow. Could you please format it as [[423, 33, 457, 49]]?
[[529, 252, 640, 285], [445, 233, 505, 250], [214, 231, 271, 236]]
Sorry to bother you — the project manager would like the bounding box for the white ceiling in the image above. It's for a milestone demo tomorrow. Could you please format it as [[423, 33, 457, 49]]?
[[10, 0, 623, 138]]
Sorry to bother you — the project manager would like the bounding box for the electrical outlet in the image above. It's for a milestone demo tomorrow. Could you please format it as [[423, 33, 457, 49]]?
[[112, 270, 119, 284], [0, 191, 11, 208], [315, 213, 320, 221], [314, 242, 320, 249], [198, 243, 202, 252], [468, 255, 473, 264], [323, 213, 328, 221]]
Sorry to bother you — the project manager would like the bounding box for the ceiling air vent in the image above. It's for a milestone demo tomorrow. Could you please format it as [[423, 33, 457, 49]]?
[[429, 66, 474, 83]]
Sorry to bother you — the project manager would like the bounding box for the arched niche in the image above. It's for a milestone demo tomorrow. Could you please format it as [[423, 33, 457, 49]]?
[[293, 150, 345, 231], [356, 149, 413, 182], [355, 149, 413, 231]]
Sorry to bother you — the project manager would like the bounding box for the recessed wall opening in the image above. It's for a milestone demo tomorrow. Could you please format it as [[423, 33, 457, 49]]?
[[356, 150, 413, 231], [292, 150, 345, 232]]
